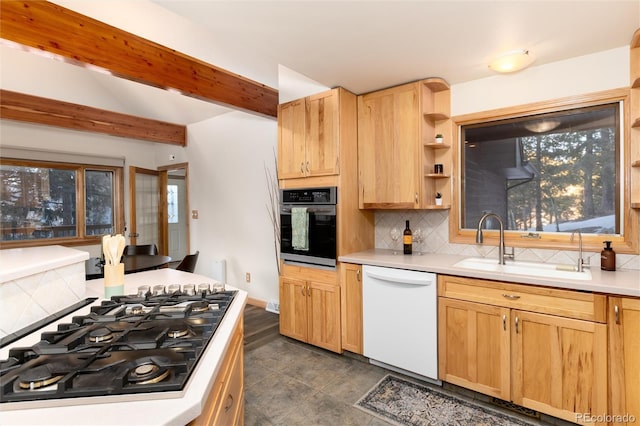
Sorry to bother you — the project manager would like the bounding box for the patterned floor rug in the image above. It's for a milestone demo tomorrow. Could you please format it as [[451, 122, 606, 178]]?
[[354, 375, 538, 426]]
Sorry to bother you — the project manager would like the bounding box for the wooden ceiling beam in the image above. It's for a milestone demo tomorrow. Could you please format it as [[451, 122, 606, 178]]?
[[1, 89, 187, 145], [0, 1, 278, 118]]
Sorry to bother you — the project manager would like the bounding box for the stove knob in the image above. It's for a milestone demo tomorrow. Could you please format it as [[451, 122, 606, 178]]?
[[137, 285, 151, 297]]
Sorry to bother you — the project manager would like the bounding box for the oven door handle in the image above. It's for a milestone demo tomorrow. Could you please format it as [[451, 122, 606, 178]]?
[[280, 207, 335, 214]]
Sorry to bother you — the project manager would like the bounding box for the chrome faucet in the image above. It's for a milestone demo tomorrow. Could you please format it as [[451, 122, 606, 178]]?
[[476, 213, 514, 265], [570, 230, 586, 272]]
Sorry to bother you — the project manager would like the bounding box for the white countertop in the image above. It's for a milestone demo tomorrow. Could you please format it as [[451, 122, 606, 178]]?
[[0, 245, 89, 283], [0, 269, 248, 426], [339, 249, 640, 297]]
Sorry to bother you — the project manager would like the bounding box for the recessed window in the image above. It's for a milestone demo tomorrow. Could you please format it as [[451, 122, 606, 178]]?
[[452, 89, 637, 254], [0, 159, 123, 246], [461, 103, 619, 235]]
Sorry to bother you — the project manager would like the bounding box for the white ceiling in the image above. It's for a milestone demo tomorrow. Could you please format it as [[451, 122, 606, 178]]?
[[2, 1, 639, 125]]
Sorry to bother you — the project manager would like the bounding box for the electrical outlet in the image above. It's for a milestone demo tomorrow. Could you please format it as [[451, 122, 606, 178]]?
[[245, 272, 251, 283]]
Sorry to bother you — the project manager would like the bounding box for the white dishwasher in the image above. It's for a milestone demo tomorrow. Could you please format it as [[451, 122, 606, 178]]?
[[362, 265, 439, 382]]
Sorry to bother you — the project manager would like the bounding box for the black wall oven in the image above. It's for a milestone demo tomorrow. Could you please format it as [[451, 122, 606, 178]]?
[[280, 187, 337, 268]]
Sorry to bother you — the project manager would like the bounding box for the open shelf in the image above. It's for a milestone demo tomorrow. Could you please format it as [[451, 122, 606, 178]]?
[[424, 142, 450, 149], [423, 112, 450, 121], [424, 173, 450, 178]]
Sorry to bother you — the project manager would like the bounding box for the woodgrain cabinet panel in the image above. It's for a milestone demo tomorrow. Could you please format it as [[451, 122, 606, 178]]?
[[189, 317, 244, 426], [277, 99, 306, 179], [358, 82, 420, 209], [278, 89, 340, 180], [340, 263, 363, 354], [438, 297, 510, 400], [512, 310, 607, 424], [609, 296, 640, 425], [279, 264, 341, 353]]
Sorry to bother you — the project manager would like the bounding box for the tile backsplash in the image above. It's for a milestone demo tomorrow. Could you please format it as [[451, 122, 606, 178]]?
[[0, 262, 86, 339], [375, 210, 640, 271]]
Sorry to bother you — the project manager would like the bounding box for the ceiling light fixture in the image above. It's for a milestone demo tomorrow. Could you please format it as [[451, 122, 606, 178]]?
[[524, 119, 561, 133], [488, 49, 534, 73]]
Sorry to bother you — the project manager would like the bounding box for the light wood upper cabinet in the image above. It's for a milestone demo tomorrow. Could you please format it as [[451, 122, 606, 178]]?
[[340, 263, 363, 354], [438, 275, 608, 426], [358, 82, 421, 209], [306, 90, 339, 176], [278, 89, 340, 179], [357, 78, 451, 209], [277, 99, 306, 179], [609, 296, 640, 425]]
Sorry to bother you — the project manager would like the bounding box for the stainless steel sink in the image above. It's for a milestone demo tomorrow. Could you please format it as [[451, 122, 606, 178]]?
[[454, 257, 592, 281]]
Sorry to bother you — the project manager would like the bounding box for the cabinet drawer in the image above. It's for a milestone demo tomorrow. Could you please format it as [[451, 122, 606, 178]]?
[[438, 275, 606, 322]]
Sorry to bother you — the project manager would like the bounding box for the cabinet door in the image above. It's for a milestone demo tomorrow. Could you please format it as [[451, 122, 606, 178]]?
[[511, 310, 608, 424], [277, 99, 306, 179], [438, 297, 510, 400], [306, 89, 339, 177], [358, 83, 420, 209], [307, 280, 341, 353], [340, 263, 362, 354], [279, 276, 308, 342], [609, 297, 640, 425]]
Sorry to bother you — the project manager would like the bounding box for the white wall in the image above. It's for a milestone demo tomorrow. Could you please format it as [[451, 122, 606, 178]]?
[[176, 112, 280, 303]]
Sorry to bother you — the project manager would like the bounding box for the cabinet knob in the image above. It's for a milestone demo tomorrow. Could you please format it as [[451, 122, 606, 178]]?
[[356, 269, 361, 282], [300, 162, 304, 174], [502, 314, 507, 331], [415, 192, 419, 204], [515, 316, 519, 334], [306, 161, 310, 173], [615, 304, 620, 324]]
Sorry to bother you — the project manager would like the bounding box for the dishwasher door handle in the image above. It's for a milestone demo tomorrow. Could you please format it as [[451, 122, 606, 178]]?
[[365, 271, 434, 286]]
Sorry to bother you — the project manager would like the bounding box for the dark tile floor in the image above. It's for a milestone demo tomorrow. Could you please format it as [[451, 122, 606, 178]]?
[[242, 307, 575, 426]]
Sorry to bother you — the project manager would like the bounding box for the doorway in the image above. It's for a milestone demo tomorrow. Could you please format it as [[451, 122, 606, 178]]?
[[158, 163, 189, 264], [129, 166, 161, 250]]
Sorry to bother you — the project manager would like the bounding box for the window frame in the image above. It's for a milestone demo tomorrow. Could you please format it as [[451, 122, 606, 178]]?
[[450, 88, 638, 255], [0, 158, 125, 248]]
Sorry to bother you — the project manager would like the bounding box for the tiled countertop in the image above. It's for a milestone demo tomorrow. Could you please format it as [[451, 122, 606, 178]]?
[[339, 249, 640, 297], [0, 269, 248, 426]]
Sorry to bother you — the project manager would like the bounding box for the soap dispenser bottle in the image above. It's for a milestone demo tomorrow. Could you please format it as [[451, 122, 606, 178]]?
[[601, 241, 616, 271]]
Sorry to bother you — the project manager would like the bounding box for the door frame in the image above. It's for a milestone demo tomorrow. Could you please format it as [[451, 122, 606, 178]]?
[[128, 166, 163, 252], [157, 162, 190, 259]]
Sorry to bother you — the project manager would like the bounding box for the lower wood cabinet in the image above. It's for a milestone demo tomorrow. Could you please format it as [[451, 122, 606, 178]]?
[[189, 317, 244, 426], [438, 275, 608, 425], [609, 296, 640, 425], [340, 263, 363, 354], [279, 264, 341, 353]]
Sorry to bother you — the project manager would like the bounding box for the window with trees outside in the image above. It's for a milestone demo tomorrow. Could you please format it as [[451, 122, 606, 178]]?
[[453, 89, 637, 254], [0, 159, 124, 247]]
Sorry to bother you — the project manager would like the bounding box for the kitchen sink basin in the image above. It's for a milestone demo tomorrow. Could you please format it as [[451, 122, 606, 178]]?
[[454, 257, 592, 281]]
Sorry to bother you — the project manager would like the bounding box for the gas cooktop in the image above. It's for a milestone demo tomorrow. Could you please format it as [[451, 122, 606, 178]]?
[[0, 285, 236, 403]]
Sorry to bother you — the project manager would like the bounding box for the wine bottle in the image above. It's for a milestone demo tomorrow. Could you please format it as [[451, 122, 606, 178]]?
[[403, 220, 412, 255]]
